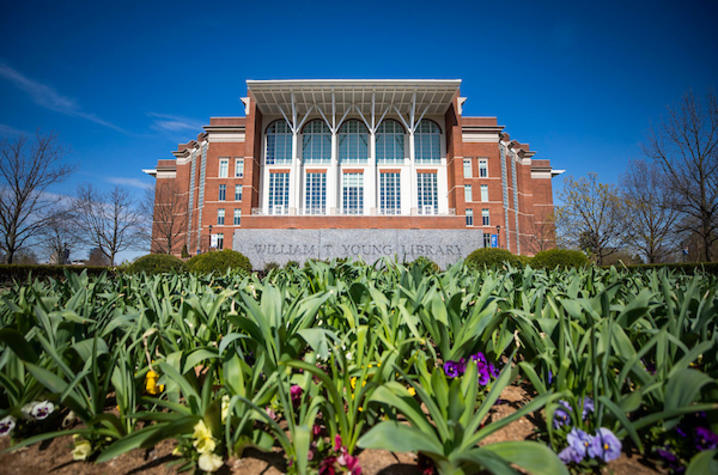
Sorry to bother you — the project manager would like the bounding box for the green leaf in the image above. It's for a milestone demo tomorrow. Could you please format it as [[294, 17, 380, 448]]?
[[481, 441, 569, 475], [358, 421, 444, 458], [686, 449, 718, 475], [665, 368, 713, 411], [0, 328, 37, 362]]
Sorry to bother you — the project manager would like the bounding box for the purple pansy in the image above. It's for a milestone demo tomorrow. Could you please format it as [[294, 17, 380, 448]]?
[[582, 397, 594, 419], [567, 427, 593, 458], [558, 446, 583, 464], [656, 448, 678, 463], [695, 427, 718, 451], [443, 358, 466, 378], [553, 400, 572, 428], [547, 370, 553, 386], [588, 427, 622, 462]]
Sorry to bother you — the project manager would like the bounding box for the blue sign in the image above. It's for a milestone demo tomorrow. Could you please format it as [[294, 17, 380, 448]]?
[[490, 234, 498, 248]]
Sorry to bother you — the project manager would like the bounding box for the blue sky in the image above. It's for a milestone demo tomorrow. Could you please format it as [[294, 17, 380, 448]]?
[[1, 0, 716, 260]]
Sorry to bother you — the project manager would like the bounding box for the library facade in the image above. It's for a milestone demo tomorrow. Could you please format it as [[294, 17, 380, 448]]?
[[145, 79, 562, 267]]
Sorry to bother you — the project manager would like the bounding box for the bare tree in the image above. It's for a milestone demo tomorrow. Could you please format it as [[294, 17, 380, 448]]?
[[644, 92, 718, 261], [142, 182, 187, 254], [74, 184, 145, 265], [0, 133, 73, 263], [39, 206, 79, 264], [556, 173, 627, 264], [620, 159, 680, 263], [525, 212, 557, 254]]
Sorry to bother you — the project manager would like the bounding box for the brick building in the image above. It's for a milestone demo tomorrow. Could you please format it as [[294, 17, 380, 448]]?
[[144, 79, 562, 261]]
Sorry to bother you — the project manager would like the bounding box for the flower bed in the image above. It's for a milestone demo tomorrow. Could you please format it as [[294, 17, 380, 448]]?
[[0, 261, 716, 474]]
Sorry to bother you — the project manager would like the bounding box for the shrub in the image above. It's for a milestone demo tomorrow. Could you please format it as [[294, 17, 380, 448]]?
[[531, 249, 589, 269], [0, 264, 113, 282], [264, 262, 280, 272], [127, 254, 187, 274], [465, 248, 520, 269], [186, 249, 252, 274], [407, 256, 440, 273]]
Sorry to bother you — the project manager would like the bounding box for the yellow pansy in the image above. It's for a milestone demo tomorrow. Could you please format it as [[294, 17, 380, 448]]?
[[145, 369, 164, 395], [407, 386, 416, 397]]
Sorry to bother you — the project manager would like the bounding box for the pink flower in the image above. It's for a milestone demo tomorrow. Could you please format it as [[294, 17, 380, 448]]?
[[333, 433, 342, 451], [313, 424, 323, 437], [265, 406, 277, 420], [290, 385, 303, 405], [345, 454, 361, 474]]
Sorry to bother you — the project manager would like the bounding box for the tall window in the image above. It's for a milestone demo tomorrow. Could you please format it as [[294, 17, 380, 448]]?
[[463, 159, 472, 178], [235, 158, 244, 178], [466, 209, 473, 226], [217, 208, 225, 225], [481, 209, 490, 226], [266, 120, 292, 164], [302, 120, 331, 163], [304, 172, 326, 215], [464, 184, 472, 202], [215, 233, 224, 250], [479, 159, 488, 178], [234, 184, 242, 201], [380, 172, 401, 215], [376, 119, 404, 163], [338, 119, 368, 163], [269, 172, 290, 214], [483, 233, 492, 248], [417, 172, 438, 215], [414, 120, 441, 163], [218, 184, 226, 201], [219, 158, 229, 178], [480, 184, 489, 202], [342, 172, 363, 215], [233, 209, 241, 226]]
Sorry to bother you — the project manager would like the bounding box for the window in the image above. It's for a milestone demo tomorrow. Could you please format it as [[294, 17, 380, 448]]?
[[338, 119, 368, 163], [463, 159, 472, 178], [233, 209, 241, 226], [302, 120, 331, 163], [266, 120, 292, 164], [414, 120, 441, 163], [219, 158, 229, 178], [483, 233, 492, 248], [376, 119, 405, 163], [234, 184, 242, 201], [417, 172, 438, 215], [379, 172, 401, 215], [480, 184, 488, 202], [482, 209, 490, 226], [479, 159, 488, 178], [466, 209, 473, 226], [214, 233, 224, 250], [217, 208, 225, 225], [342, 172, 363, 215], [464, 184, 472, 202], [218, 184, 226, 201], [235, 158, 244, 178], [268, 172, 290, 214], [304, 172, 326, 215]]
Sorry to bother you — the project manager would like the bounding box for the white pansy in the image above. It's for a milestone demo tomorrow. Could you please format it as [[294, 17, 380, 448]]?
[[29, 401, 55, 420], [0, 415, 16, 436], [198, 452, 224, 472], [72, 436, 92, 460]]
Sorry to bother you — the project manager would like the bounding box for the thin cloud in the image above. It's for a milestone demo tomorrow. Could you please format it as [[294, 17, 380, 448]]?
[[106, 177, 153, 190], [0, 123, 28, 137], [0, 63, 127, 134], [148, 112, 204, 133]]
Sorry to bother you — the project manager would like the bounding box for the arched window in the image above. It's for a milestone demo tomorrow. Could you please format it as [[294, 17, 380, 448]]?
[[338, 119, 368, 163], [265, 120, 292, 164], [414, 120, 441, 163], [302, 120, 331, 163], [376, 119, 405, 163]]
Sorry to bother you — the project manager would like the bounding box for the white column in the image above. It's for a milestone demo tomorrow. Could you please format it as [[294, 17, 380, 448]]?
[[408, 131, 417, 215], [367, 131, 376, 214], [327, 132, 338, 214], [289, 132, 299, 214]]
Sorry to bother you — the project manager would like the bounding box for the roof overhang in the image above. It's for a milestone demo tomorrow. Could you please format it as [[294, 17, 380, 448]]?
[[246, 79, 461, 121]]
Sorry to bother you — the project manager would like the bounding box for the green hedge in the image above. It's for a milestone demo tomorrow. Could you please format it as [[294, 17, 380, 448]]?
[[531, 249, 589, 269], [186, 249, 252, 274], [127, 254, 187, 274], [465, 248, 521, 269], [0, 264, 114, 282], [604, 261, 718, 274]]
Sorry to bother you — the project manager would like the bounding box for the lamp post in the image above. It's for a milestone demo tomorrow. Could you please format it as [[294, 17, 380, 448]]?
[[496, 225, 501, 248], [208, 225, 213, 252]]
